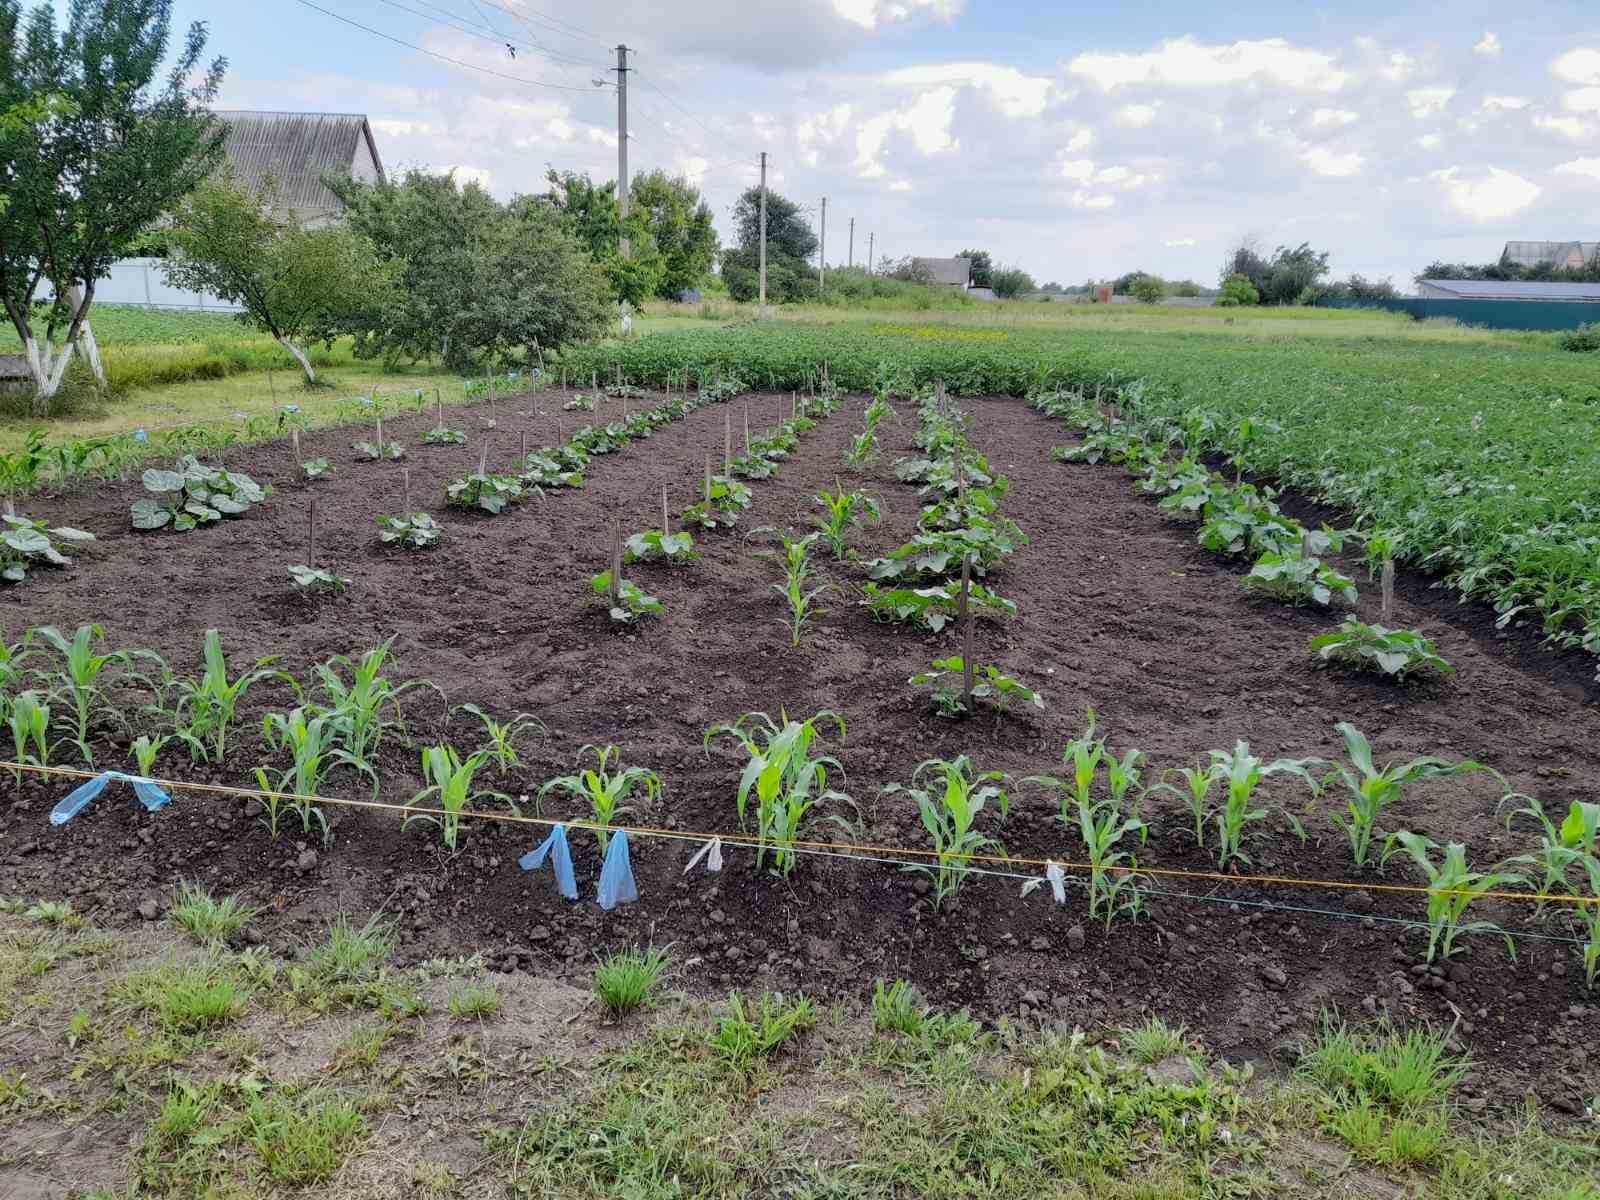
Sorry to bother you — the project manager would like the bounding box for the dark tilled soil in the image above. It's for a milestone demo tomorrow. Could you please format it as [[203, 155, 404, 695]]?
[[2, 387, 1597, 1115]]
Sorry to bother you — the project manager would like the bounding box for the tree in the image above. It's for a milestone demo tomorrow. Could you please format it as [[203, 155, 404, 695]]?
[[630, 170, 717, 297], [957, 248, 993, 288], [0, 0, 226, 411], [332, 169, 610, 370], [721, 186, 818, 304], [162, 177, 396, 385], [1219, 239, 1329, 305], [1130, 274, 1165, 304], [1217, 274, 1259, 307], [991, 265, 1035, 299], [543, 169, 664, 307]]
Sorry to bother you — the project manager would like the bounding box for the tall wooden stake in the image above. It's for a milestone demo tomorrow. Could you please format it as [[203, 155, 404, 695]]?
[[743, 401, 751, 455], [520, 430, 528, 460], [402, 468, 411, 514], [436, 387, 444, 428], [1381, 559, 1396, 625], [291, 428, 300, 461], [724, 410, 732, 472], [661, 484, 669, 535], [959, 554, 974, 713], [479, 439, 489, 476], [609, 517, 623, 608], [307, 498, 317, 568], [375, 415, 383, 454], [704, 454, 712, 502]]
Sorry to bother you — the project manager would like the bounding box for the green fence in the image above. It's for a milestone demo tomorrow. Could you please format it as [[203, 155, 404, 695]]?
[[1318, 296, 1597, 331]]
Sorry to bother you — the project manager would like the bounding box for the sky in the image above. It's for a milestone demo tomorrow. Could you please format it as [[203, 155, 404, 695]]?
[[190, 0, 1600, 289]]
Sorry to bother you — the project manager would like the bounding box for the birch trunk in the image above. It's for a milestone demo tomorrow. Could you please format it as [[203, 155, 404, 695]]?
[[278, 337, 316, 385], [22, 334, 75, 415], [65, 286, 106, 389]]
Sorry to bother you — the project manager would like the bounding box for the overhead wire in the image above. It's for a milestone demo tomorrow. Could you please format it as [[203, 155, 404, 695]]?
[[371, 0, 607, 69]]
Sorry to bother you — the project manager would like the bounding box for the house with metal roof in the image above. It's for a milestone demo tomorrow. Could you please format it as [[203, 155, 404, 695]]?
[[1417, 278, 1600, 302], [1500, 241, 1599, 270], [213, 110, 385, 227]]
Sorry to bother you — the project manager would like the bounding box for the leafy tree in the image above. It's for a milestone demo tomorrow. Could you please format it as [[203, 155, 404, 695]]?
[[332, 169, 611, 370], [721, 185, 817, 304], [991, 265, 1035, 299], [1321, 274, 1400, 303], [1416, 253, 1600, 286], [1217, 273, 1260, 307], [1219, 239, 1329, 305], [630, 170, 717, 297], [957, 248, 993, 288], [0, 0, 226, 411], [1130, 274, 1165, 304], [543, 169, 664, 307], [162, 176, 396, 385], [1169, 279, 1203, 297], [1111, 270, 1151, 295]]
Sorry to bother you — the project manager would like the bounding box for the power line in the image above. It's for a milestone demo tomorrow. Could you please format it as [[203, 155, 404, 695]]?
[[462, 0, 614, 51], [634, 70, 722, 142], [369, 0, 604, 71], [291, 0, 607, 93]]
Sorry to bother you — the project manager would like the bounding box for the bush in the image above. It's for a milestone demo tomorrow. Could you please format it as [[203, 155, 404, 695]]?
[[1217, 274, 1259, 307], [1560, 322, 1600, 353], [1130, 275, 1165, 304], [991, 266, 1036, 299]]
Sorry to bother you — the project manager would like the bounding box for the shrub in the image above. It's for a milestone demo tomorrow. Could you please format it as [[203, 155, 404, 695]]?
[[1129, 275, 1165, 304], [1216, 274, 1259, 307], [1560, 322, 1600, 353]]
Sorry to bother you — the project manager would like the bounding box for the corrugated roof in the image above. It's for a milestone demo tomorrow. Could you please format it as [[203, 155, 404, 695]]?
[[1501, 240, 1599, 268], [1419, 278, 1600, 301], [212, 111, 383, 218], [912, 257, 972, 286]]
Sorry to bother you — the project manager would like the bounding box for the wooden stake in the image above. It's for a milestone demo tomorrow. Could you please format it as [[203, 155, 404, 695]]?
[[520, 430, 528, 460], [307, 498, 317, 568], [743, 401, 751, 455], [1381, 559, 1395, 625], [609, 517, 623, 609], [402, 468, 411, 514], [661, 484, 670, 535], [375, 414, 383, 454], [291, 428, 300, 461], [960, 554, 975, 714], [436, 387, 444, 428], [479, 439, 489, 476], [724, 410, 732, 473]]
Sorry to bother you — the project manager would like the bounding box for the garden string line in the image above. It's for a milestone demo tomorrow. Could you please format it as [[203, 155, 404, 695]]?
[[9, 761, 1596, 922]]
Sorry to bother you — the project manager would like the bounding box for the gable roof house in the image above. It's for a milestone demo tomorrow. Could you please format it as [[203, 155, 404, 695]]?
[[1501, 241, 1599, 271], [213, 110, 385, 227]]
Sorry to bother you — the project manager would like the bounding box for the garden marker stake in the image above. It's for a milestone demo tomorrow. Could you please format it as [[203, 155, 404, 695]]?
[[520, 430, 527, 460], [1381, 560, 1396, 624], [704, 455, 712, 504], [961, 554, 975, 711], [610, 518, 623, 610], [724, 410, 732, 473], [743, 401, 751, 456], [402, 468, 411, 515], [291, 428, 300, 461], [306, 498, 317, 569], [375, 414, 383, 455], [436, 387, 444, 429], [662, 484, 670, 536], [478, 440, 489, 476]]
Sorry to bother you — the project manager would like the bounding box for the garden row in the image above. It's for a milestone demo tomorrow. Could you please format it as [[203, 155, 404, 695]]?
[[3, 618, 1597, 991], [556, 323, 1600, 683]]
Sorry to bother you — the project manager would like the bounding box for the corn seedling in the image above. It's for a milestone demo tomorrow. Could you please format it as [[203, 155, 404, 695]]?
[[1149, 763, 1216, 848], [590, 571, 663, 623], [31, 623, 134, 764], [884, 756, 1008, 910], [1028, 729, 1147, 926], [1244, 551, 1358, 607], [538, 744, 660, 853], [313, 639, 440, 773], [1499, 795, 1599, 910], [7, 690, 50, 781], [593, 946, 671, 1017], [454, 703, 545, 776], [301, 457, 331, 480], [130, 734, 165, 778], [171, 629, 293, 765], [0, 514, 95, 585], [288, 565, 350, 593], [846, 395, 891, 467], [375, 513, 442, 550], [1577, 854, 1600, 990], [1324, 723, 1490, 868], [1382, 832, 1526, 961], [1208, 741, 1321, 869], [623, 529, 696, 564], [1310, 617, 1452, 680], [405, 745, 503, 850], [255, 707, 376, 842], [812, 485, 882, 559], [705, 710, 851, 876], [909, 655, 1043, 719], [759, 529, 830, 647]]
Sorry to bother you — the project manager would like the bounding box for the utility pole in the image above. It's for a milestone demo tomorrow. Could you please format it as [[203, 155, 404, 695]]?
[[848, 217, 854, 269], [615, 45, 630, 257], [758, 151, 768, 311], [819, 197, 827, 295], [868, 231, 874, 275]]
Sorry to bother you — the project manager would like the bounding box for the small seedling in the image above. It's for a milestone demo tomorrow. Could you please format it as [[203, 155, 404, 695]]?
[[884, 756, 1007, 910], [1310, 617, 1452, 680], [538, 744, 660, 853], [590, 571, 663, 623], [455, 703, 545, 775], [376, 513, 442, 550], [288, 565, 350, 593], [423, 428, 466, 445], [301, 457, 332, 481]]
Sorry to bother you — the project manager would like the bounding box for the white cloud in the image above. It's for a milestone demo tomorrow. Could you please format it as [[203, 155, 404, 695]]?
[[796, 103, 853, 166], [1301, 146, 1364, 177], [1069, 190, 1115, 209], [1480, 95, 1530, 112], [1564, 87, 1600, 112], [1116, 103, 1158, 128], [370, 118, 434, 138], [1311, 108, 1358, 127], [680, 155, 709, 183], [888, 179, 913, 191], [1406, 87, 1454, 118], [1379, 50, 1416, 82], [448, 165, 493, 189], [1068, 36, 1347, 93], [1057, 157, 1096, 182], [1065, 128, 1093, 152], [1163, 237, 1197, 247], [1551, 47, 1600, 85], [853, 86, 956, 177], [1094, 164, 1157, 189], [1473, 32, 1502, 58], [883, 62, 1053, 118], [1533, 112, 1590, 139], [1416, 133, 1441, 150], [1430, 165, 1540, 220], [1553, 157, 1600, 181], [830, 0, 962, 32]]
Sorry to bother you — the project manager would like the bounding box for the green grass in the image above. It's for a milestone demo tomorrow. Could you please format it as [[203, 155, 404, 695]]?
[[168, 882, 257, 945], [447, 982, 500, 1020], [1297, 1014, 1469, 1112], [709, 990, 817, 1073], [304, 916, 393, 985], [118, 960, 248, 1034], [593, 946, 671, 1018]]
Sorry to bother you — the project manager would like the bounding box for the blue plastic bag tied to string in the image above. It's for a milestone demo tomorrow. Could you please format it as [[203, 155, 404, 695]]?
[[51, 771, 171, 826], [519, 824, 577, 900], [597, 830, 638, 911]]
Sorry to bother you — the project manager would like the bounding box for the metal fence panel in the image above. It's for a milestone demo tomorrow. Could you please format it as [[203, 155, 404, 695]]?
[[1318, 297, 1597, 331]]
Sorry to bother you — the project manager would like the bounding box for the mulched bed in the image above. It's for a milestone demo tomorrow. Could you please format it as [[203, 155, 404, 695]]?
[[2, 385, 1597, 1116]]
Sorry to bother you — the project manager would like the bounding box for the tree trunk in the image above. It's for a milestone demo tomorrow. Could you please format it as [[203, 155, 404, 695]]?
[[278, 337, 316, 385], [65, 286, 106, 389], [22, 334, 75, 416]]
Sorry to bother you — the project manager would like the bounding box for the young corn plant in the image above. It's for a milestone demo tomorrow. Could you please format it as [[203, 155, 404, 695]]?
[[812, 486, 881, 559], [7, 691, 51, 783], [130, 734, 166, 778], [845, 395, 891, 467], [1207, 741, 1321, 870], [884, 756, 1007, 910], [1382, 832, 1526, 962], [1577, 854, 1600, 990], [454, 703, 545, 776], [763, 530, 830, 647], [538, 744, 660, 854], [704, 710, 852, 876], [31, 623, 130, 764], [1323, 723, 1490, 869], [255, 707, 376, 842], [313, 640, 439, 774], [171, 629, 293, 765], [1499, 795, 1599, 911], [404, 746, 503, 850], [1149, 763, 1216, 848]]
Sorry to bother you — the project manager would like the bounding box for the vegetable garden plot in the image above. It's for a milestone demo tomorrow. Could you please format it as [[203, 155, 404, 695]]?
[[2, 386, 1598, 1111]]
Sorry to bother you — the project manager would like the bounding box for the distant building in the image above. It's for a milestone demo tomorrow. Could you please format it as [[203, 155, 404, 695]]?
[[213, 110, 386, 227], [1417, 278, 1600, 302], [912, 257, 972, 288], [1500, 241, 1599, 270]]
